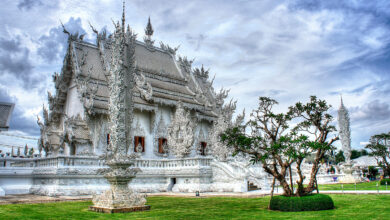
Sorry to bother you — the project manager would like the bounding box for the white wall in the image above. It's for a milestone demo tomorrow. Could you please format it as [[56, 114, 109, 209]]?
[[65, 80, 85, 119]]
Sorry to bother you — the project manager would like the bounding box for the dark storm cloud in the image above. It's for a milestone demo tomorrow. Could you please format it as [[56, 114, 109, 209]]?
[[0, 36, 32, 74], [0, 36, 36, 88], [17, 0, 43, 11], [0, 88, 12, 103], [0, 88, 39, 135], [37, 17, 87, 63], [290, 0, 390, 15], [350, 99, 390, 123]]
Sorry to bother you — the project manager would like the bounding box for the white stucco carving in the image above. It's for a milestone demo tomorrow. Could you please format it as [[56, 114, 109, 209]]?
[[90, 16, 147, 210], [135, 73, 153, 101], [167, 102, 194, 158], [153, 115, 169, 157]]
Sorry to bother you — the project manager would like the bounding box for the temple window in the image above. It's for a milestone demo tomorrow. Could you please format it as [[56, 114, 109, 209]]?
[[134, 136, 145, 152], [200, 142, 207, 156], [107, 133, 110, 145], [158, 138, 167, 154]]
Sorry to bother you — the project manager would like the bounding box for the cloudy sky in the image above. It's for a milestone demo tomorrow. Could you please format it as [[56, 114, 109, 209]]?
[[1, 0, 390, 149]]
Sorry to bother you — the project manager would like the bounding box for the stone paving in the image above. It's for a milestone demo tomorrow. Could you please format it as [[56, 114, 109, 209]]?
[[0, 194, 92, 205], [1, 190, 390, 205]]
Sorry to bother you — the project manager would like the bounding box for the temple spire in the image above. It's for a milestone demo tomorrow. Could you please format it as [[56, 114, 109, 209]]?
[[145, 16, 154, 37], [143, 16, 155, 47]]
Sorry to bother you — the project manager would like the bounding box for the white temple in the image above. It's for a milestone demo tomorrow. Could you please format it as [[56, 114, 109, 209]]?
[[0, 9, 268, 196], [1, 7, 363, 197]]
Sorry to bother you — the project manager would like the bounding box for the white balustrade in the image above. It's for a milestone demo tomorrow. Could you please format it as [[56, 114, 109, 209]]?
[[132, 157, 212, 169], [0, 156, 212, 169]]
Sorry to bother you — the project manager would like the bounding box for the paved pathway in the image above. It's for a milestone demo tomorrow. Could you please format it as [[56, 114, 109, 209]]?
[[1, 190, 390, 205], [0, 194, 92, 205]]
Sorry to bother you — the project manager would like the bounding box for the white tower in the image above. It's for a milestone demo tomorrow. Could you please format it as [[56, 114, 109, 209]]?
[[338, 96, 351, 163], [338, 96, 360, 183]]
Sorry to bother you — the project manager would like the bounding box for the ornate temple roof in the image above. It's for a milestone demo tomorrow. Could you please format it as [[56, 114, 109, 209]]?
[[50, 17, 228, 122], [352, 155, 381, 167]]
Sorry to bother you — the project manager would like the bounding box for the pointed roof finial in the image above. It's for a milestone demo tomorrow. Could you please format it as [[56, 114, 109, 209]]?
[[122, 0, 125, 30], [340, 94, 344, 107], [145, 16, 154, 37]]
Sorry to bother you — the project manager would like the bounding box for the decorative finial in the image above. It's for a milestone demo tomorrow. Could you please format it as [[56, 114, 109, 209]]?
[[143, 16, 155, 47], [145, 16, 154, 37], [340, 94, 344, 107], [60, 20, 70, 36], [122, 0, 126, 31]]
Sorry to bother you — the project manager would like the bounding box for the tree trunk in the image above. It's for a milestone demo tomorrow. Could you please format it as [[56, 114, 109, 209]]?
[[262, 164, 293, 196], [303, 149, 324, 194], [295, 159, 306, 197], [279, 178, 293, 196], [268, 177, 276, 209], [270, 177, 276, 197], [289, 165, 294, 195]]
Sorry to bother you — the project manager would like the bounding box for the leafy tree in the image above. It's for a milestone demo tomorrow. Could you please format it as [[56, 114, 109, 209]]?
[[351, 149, 368, 160], [366, 133, 390, 177], [24, 144, 28, 157], [221, 96, 338, 197], [335, 150, 345, 164], [351, 150, 360, 160], [368, 166, 379, 179]]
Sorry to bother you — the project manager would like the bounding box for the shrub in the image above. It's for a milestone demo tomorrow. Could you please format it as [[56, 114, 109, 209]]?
[[380, 179, 390, 185], [269, 194, 334, 212], [330, 166, 335, 174]]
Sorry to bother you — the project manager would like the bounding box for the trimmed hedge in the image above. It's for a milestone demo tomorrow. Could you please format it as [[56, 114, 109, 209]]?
[[380, 179, 390, 185], [269, 194, 334, 212]]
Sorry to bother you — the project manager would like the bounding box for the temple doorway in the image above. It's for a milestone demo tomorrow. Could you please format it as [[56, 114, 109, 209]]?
[[168, 178, 176, 191], [70, 144, 76, 155]]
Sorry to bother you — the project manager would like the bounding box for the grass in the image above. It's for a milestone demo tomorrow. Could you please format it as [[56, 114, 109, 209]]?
[[273, 181, 390, 192], [318, 181, 389, 191], [0, 195, 389, 219]]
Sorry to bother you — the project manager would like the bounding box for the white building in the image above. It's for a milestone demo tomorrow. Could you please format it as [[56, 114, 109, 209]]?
[[0, 14, 268, 196]]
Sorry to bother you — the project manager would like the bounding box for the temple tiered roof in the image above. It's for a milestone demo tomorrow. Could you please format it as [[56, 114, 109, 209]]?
[[50, 17, 227, 122]]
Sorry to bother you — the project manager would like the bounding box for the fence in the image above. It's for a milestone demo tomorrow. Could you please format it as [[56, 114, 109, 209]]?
[[0, 156, 212, 169]]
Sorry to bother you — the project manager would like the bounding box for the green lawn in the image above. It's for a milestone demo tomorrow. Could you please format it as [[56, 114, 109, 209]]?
[[318, 181, 389, 191], [0, 195, 389, 219], [273, 181, 390, 192]]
